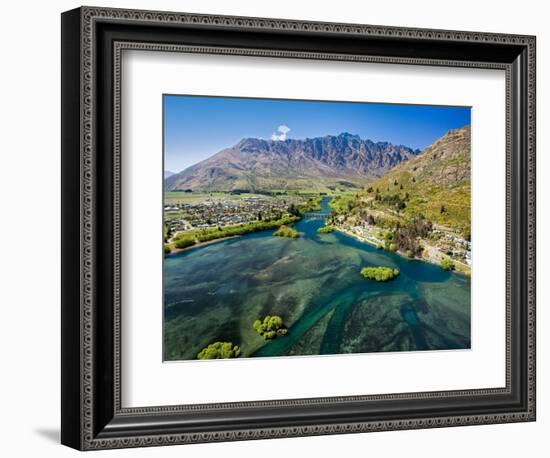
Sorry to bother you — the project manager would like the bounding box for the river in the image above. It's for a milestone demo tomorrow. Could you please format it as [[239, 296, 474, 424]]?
[[164, 197, 470, 361]]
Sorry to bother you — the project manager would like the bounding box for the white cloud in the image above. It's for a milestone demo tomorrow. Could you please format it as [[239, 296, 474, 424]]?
[[271, 124, 291, 141]]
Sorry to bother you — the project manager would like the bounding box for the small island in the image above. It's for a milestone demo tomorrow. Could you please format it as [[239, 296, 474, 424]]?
[[317, 225, 334, 234], [360, 266, 400, 282], [253, 315, 288, 340], [196, 341, 241, 360], [274, 225, 299, 238]]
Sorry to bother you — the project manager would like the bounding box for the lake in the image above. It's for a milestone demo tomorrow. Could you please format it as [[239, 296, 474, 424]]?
[[164, 197, 471, 361]]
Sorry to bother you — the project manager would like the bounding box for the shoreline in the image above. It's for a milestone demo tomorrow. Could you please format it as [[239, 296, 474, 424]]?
[[165, 213, 309, 256], [333, 226, 471, 276], [167, 235, 239, 255]]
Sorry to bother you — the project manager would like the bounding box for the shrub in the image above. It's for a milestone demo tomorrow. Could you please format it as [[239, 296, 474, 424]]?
[[440, 258, 456, 271], [197, 342, 241, 360], [174, 237, 196, 249], [317, 225, 334, 234], [360, 266, 400, 282], [164, 244, 171, 255], [253, 315, 288, 340], [274, 225, 299, 238], [406, 249, 414, 258]]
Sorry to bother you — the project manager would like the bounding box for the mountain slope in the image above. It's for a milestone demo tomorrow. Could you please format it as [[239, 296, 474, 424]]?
[[363, 125, 471, 234], [165, 133, 420, 193]]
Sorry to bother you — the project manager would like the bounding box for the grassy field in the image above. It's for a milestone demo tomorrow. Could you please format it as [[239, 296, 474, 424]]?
[[165, 191, 327, 205], [164, 191, 271, 205]]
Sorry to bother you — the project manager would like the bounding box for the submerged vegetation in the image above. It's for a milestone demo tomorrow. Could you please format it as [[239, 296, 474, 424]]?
[[196, 341, 241, 360], [274, 225, 300, 238], [253, 315, 288, 340], [360, 266, 400, 282]]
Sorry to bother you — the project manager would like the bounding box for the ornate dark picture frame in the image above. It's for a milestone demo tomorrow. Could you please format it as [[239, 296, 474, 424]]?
[[61, 6, 536, 451]]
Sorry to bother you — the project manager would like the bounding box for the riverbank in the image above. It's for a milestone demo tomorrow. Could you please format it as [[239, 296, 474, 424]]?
[[334, 225, 471, 276], [166, 235, 239, 255]]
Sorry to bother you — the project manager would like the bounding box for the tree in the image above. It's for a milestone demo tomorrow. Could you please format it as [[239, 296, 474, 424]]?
[[317, 225, 334, 234], [360, 266, 400, 282], [174, 237, 196, 249], [164, 223, 172, 243], [288, 203, 301, 217], [274, 225, 299, 238], [253, 315, 288, 339], [440, 258, 455, 271], [440, 205, 447, 214], [197, 342, 241, 360]]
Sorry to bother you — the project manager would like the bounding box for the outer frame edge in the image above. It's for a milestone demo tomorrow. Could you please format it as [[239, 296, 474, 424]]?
[[66, 6, 536, 450]]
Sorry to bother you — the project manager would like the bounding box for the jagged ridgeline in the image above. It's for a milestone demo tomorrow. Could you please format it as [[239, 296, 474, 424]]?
[[164, 133, 420, 193], [362, 126, 471, 236]]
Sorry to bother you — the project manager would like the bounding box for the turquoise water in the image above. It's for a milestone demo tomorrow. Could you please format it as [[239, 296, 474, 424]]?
[[164, 198, 471, 361]]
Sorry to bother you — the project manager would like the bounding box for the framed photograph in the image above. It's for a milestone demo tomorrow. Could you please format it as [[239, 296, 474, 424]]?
[[61, 6, 536, 450]]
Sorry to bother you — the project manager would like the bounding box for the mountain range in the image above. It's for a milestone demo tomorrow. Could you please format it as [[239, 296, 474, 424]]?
[[164, 133, 421, 193]]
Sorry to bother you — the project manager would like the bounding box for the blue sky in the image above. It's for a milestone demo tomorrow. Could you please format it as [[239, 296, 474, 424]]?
[[164, 95, 471, 173]]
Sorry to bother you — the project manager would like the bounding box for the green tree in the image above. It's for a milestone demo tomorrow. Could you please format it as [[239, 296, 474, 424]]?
[[274, 225, 299, 238], [440, 258, 455, 271], [360, 266, 400, 282], [253, 315, 288, 339], [317, 225, 334, 234], [197, 342, 241, 360], [174, 237, 196, 249]]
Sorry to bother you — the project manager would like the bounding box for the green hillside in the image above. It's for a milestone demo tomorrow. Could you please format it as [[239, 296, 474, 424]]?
[[361, 126, 471, 237]]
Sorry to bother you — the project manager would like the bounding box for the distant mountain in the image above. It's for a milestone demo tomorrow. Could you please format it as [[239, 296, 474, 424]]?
[[164, 133, 420, 193], [164, 170, 175, 179], [364, 125, 471, 234]]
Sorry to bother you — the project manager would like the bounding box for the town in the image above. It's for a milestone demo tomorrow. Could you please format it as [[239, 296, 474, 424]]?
[[164, 192, 319, 248]]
